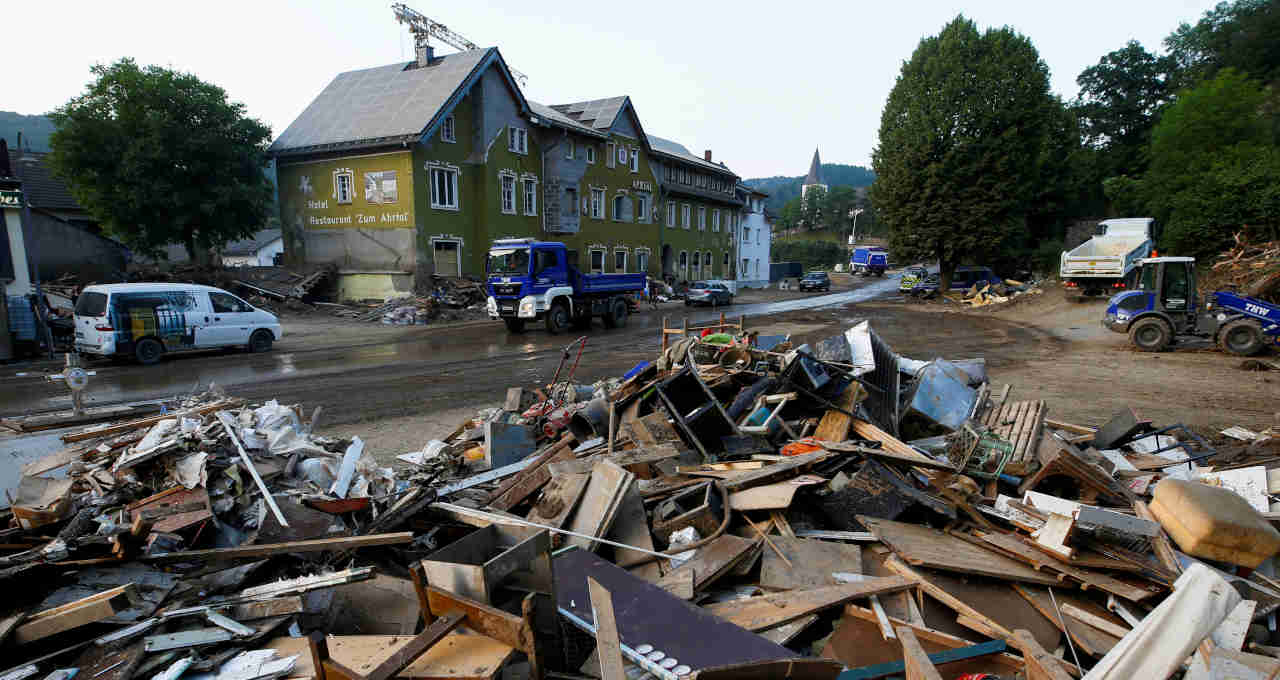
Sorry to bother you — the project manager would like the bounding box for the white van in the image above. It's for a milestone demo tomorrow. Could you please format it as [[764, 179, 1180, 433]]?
[[74, 283, 282, 365]]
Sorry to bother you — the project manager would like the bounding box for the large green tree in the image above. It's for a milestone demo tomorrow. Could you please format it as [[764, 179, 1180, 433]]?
[[1142, 69, 1280, 255], [872, 16, 1059, 288], [48, 58, 274, 260], [1072, 41, 1175, 179], [1165, 0, 1280, 88], [821, 185, 859, 236]]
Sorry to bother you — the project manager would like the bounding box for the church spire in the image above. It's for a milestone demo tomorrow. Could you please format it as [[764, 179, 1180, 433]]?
[[803, 148, 824, 186]]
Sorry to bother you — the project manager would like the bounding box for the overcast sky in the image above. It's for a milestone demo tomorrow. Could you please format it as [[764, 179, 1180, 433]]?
[[9, 0, 1217, 178]]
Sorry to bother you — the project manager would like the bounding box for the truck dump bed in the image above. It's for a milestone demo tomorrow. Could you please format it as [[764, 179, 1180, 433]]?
[[575, 272, 646, 295], [1060, 218, 1154, 279]]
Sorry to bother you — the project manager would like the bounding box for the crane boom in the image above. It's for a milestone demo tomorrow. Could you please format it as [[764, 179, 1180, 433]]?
[[391, 3, 528, 86]]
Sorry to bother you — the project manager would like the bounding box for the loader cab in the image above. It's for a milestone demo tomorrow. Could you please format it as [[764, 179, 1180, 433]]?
[[1103, 257, 1199, 350], [1136, 257, 1198, 320]]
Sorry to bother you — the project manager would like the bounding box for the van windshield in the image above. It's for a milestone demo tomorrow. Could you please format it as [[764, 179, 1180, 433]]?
[[488, 248, 530, 276], [75, 292, 109, 317]]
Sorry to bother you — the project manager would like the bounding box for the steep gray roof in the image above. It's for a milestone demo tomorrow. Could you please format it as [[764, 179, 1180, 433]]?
[[269, 49, 493, 156], [549, 96, 629, 131], [7, 149, 82, 211], [646, 134, 737, 177], [803, 148, 824, 185], [528, 101, 605, 138], [222, 229, 282, 256]]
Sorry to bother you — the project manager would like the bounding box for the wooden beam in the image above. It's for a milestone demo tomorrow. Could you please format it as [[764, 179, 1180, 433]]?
[[1059, 603, 1130, 639], [326, 611, 463, 680], [897, 627, 944, 680], [587, 578, 626, 680], [702, 575, 916, 631], [1009, 629, 1075, 680], [142, 532, 413, 562], [15, 584, 138, 644], [60, 399, 240, 442]]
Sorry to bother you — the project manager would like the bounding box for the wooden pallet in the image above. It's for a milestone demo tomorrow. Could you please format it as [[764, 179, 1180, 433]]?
[[978, 387, 1046, 476]]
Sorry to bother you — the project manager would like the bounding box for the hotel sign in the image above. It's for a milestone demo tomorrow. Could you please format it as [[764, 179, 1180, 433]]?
[[632, 180, 653, 192], [0, 189, 22, 209]]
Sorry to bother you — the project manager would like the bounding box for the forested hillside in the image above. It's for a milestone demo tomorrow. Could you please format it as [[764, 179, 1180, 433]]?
[[744, 164, 874, 214]]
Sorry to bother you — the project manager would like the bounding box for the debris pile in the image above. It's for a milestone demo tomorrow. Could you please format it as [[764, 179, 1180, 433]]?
[[952, 278, 1044, 307], [5, 317, 1280, 679], [1205, 231, 1280, 303], [322, 277, 489, 325]]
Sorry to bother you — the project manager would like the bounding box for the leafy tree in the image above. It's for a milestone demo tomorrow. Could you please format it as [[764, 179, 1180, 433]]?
[[778, 197, 803, 231], [1143, 68, 1280, 254], [1165, 0, 1280, 88], [1072, 41, 1175, 178], [822, 185, 859, 235], [871, 16, 1058, 289], [772, 240, 846, 271], [48, 58, 274, 260], [800, 185, 825, 229]]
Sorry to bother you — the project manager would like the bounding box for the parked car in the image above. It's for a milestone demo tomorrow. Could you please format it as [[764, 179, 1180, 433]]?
[[74, 283, 282, 365], [799, 272, 831, 292], [685, 281, 733, 307], [899, 265, 929, 292], [909, 266, 1001, 296]]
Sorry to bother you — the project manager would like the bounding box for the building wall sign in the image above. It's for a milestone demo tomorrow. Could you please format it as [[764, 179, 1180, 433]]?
[[0, 190, 22, 209]]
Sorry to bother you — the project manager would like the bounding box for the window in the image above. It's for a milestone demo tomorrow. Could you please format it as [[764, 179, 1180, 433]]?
[[614, 249, 627, 272], [712, 209, 720, 232], [590, 188, 605, 219], [637, 249, 650, 273], [613, 195, 625, 221], [755, 259, 761, 275], [586, 145, 595, 164], [430, 167, 459, 210], [666, 202, 676, 227], [756, 229, 761, 245], [636, 195, 648, 223], [742, 226, 750, 242], [679, 251, 688, 275], [698, 207, 706, 231], [629, 149, 639, 173], [441, 115, 456, 143], [523, 179, 537, 216], [566, 140, 575, 159], [742, 258, 750, 277], [500, 174, 516, 214], [333, 170, 353, 204], [691, 250, 700, 277], [508, 126, 528, 154], [703, 252, 713, 275], [618, 146, 628, 166], [209, 292, 252, 313], [606, 142, 616, 168], [589, 249, 605, 274], [682, 204, 691, 229], [723, 252, 730, 271], [364, 170, 398, 204]]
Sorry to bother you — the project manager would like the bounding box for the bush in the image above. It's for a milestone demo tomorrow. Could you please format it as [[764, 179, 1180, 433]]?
[[772, 241, 847, 271]]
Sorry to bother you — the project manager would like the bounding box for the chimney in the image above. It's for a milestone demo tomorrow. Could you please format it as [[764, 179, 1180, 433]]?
[[415, 42, 434, 68], [704, 150, 712, 162]]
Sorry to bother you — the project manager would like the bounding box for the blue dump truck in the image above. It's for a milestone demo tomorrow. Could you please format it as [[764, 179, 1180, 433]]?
[[486, 238, 646, 334], [850, 246, 888, 276]]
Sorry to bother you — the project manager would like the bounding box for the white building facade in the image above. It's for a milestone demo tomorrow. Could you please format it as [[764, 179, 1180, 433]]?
[[735, 186, 771, 288]]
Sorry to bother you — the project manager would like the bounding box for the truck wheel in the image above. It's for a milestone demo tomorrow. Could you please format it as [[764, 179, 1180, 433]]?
[[545, 302, 569, 335], [1219, 319, 1265, 356], [503, 318, 526, 333], [134, 338, 164, 365], [603, 298, 628, 329], [248, 329, 274, 353], [1129, 318, 1171, 352]]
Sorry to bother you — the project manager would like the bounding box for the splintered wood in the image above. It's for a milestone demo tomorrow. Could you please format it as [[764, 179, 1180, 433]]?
[[859, 516, 1060, 585]]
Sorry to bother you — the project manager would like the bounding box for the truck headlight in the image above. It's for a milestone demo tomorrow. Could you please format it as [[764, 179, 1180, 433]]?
[[486, 297, 497, 314], [519, 297, 536, 318]]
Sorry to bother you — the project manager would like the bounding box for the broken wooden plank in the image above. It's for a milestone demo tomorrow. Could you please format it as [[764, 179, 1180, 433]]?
[[587, 578, 625, 680], [1009, 629, 1075, 680], [326, 611, 463, 680], [1033, 513, 1077, 560], [702, 575, 916, 631], [1013, 584, 1121, 658], [825, 604, 1026, 677], [487, 439, 576, 512], [61, 400, 240, 443], [504, 387, 523, 412], [527, 473, 590, 532], [898, 627, 944, 680], [15, 584, 139, 644], [549, 445, 682, 476], [1060, 603, 1129, 639], [728, 475, 825, 511], [760, 537, 862, 590], [661, 534, 758, 592], [144, 532, 413, 563], [814, 383, 866, 442], [325, 633, 515, 680], [564, 461, 633, 552], [423, 585, 536, 654], [859, 516, 1059, 585], [974, 530, 1161, 601]]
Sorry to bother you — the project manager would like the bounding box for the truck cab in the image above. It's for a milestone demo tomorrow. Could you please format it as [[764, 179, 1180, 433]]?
[[485, 238, 646, 334], [850, 246, 888, 277]]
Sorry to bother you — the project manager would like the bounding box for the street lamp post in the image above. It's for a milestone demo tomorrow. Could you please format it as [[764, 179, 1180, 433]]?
[[849, 208, 865, 245]]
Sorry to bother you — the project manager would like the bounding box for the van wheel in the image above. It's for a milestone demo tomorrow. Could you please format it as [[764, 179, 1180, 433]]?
[[1129, 318, 1171, 352], [1219, 319, 1265, 356], [503, 318, 526, 333], [134, 338, 164, 365], [545, 302, 569, 335], [603, 298, 628, 329], [249, 329, 274, 353]]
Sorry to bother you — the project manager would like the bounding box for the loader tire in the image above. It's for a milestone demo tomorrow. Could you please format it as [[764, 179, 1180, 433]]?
[[1129, 317, 1171, 352], [1219, 318, 1265, 356]]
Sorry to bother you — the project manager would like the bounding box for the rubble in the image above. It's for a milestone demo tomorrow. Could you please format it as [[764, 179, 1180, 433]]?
[[4, 316, 1280, 680]]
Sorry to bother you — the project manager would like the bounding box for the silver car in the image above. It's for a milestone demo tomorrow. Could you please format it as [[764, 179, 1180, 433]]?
[[685, 281, 733, 307]]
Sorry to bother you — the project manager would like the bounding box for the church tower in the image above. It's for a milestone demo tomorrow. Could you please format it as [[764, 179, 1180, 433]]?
[[801, 148, 827, 200]]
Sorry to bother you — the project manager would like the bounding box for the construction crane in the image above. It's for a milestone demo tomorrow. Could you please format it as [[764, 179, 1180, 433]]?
[[391, 3, 528, 87]]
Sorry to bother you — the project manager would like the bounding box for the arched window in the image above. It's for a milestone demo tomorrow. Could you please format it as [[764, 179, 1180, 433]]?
[[613, 195, 625, 221]]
